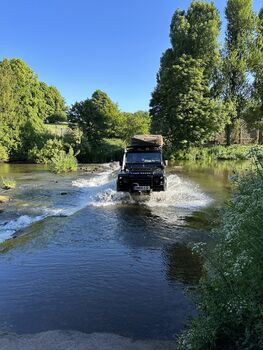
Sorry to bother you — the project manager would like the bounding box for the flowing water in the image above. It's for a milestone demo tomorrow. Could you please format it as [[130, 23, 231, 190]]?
[[0, 161, 250, 341]]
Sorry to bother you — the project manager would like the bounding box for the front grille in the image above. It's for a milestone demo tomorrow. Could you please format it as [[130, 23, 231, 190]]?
[[130, 177, 152, 186], [129, 172, 152, 175]]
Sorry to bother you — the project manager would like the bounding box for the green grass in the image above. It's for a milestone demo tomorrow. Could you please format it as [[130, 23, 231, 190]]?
[[171, 145, 263, 161], [0, 177, 16, 190], [45, 123, 69, 137]]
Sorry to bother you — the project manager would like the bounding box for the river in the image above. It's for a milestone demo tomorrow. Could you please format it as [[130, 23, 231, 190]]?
[[0, 161, 249, 346]]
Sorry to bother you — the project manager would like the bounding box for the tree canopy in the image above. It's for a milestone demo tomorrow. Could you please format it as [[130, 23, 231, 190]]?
[[223, 0, 256, 144], [68, 90, 150, 144], [150, 1, 227, 149], [0, 58, 67, 160]]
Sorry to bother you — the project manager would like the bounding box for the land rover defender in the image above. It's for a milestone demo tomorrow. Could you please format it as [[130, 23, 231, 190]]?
[[116, 135, 167, 194]]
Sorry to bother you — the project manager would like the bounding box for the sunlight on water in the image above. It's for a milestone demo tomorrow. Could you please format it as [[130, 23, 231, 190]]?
[[0, 162, 212, 242], [72, 166, 213, 210]]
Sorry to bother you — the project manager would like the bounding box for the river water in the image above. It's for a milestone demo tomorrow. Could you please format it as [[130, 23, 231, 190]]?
[[0, 161, 249, 341]]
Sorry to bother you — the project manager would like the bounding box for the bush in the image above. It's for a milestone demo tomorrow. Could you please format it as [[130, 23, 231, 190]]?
[[63, 127, 82, 155], [0, 145, 9, 161], [178, 154, 263, 349], [28, 139, 64, 164], [46, 112, 67, 124], [172, 145, 263, 161], [0, 177, 16, 189], [48, 147, 78, 174], [78, 137, 125, 163]]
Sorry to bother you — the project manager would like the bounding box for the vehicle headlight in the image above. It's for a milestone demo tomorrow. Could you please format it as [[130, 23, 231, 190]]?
[[153, 177, 160, 184]]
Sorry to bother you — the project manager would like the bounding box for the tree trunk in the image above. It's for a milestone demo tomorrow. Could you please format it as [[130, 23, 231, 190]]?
[[225, 124, 232, 146], [259, 129, 263, 145]]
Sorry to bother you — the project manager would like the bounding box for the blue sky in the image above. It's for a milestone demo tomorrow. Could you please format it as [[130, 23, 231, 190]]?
[[1, 0, 262, 112]]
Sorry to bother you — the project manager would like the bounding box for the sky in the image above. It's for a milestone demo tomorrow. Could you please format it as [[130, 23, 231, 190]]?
[[1, 0, 262, 112]]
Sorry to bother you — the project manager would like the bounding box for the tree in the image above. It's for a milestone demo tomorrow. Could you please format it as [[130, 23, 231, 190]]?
[[223, 0, 256, 144], [170, 2, 221, 80], [68, 90, 122, 141], [0, 58, 67, 160], [245, 8, 263, 143], [121, 111, 151, 142], [40, 83, 67, 123], [0, 59, 21, 157], [150, 1, 226, 148], [151, 55, 227, 149]]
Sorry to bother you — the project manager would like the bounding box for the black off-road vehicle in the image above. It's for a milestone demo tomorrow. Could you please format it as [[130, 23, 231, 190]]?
[[117, 135, 167, 194]]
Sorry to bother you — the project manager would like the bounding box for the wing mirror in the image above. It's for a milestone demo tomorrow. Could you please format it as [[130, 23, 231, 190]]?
[[119, 160, 123, 167]]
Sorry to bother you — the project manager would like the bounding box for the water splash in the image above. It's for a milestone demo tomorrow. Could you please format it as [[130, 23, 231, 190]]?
[[85, 173, 212, 210], [0, 163, 213, 242], [0, 215, 45, 243]]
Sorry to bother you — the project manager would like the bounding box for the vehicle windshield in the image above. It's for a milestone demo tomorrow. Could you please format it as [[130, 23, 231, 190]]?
[[126, 152, 161, 163]]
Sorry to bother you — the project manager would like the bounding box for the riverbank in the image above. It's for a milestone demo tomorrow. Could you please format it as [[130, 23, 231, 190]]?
[[0, 331, 176, 350], [178, 158, 263, 349], [170, 145, 263, 161]]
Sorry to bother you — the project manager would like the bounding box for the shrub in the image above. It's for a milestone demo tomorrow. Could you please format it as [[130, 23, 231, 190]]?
[[172, 145, 263, 161], [45, 112, 67, 124], [63, 127, 82, 154], [0, 177, 16, 189], [0, 145, 9, 161], [178, 154, 263, 349], [28, 139, 64, 164], [78, 137, 125, 163], [48, 147, 78, 174]]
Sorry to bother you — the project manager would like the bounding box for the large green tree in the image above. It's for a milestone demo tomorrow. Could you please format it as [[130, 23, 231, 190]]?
[[151, 55, 227, 149], [68, 90, 122, 141], [121, 111, 151, 142], [0, 59, 20, 157], [150, 1, 227, 149], [223, 0, 256, 144], [245, 8, 263, 143], [0, 58, 67, 160]]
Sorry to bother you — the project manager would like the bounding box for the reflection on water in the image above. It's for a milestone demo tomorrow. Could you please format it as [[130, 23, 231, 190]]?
[[0, 160, 246, 340], [164, 244, 203, 285]]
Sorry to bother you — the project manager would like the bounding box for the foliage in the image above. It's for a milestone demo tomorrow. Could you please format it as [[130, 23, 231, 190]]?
[[63, 127, 82, 155], [68, 90, 150, 160], [28, 139, 65, 164], [223, 0, 256, 144], [245, 8, 263, 143], [178, 152, 263, 349], [172, 145, 263, 161], [0, 58, 67, 160], [150, 1, 227, 149], [45, 123, 69, 137], [48, 147, 78, 174], [121, 111, 151, 142], [46, 112, 67, 124], [170, 2, 221, 79], [78, 138, 125, 163], [68, 90, 123, 142], [0, 177, 16, 190], [151, 55, 228, 149], [0, 145, 8, 161]]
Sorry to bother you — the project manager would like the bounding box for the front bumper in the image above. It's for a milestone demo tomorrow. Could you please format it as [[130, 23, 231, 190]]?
[[117, 174, 167, 192]]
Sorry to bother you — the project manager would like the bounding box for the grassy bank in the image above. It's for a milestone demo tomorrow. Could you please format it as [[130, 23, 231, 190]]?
[[178, 156, 263, 349], [171, 145, 263, 161]]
